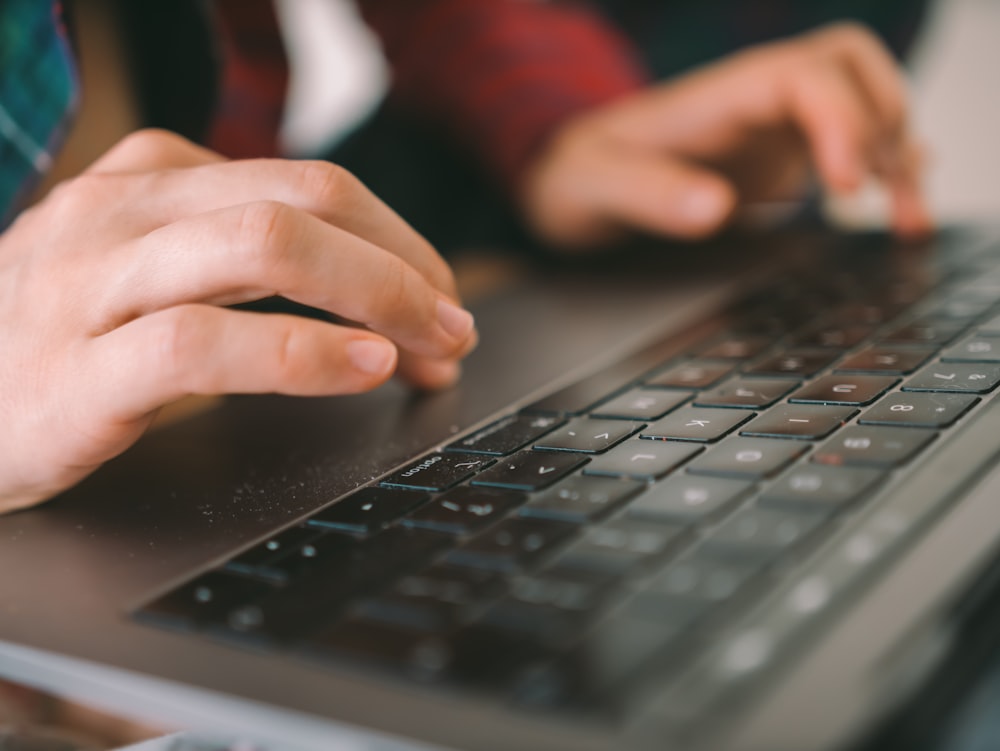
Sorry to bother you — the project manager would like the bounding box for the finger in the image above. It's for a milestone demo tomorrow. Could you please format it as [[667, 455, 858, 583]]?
[[883, 141, 934, 237], [122, 158, 459, 301], [101, 201, 476, 360], [86, 129, 227, 174], [88, 305, 400, 421], [394, 329, 478, 390]]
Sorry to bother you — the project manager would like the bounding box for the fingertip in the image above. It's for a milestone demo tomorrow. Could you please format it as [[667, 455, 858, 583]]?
[[674, 180, 737, 237], [345, 338, 398, 379], [405, 358, 462, 391]]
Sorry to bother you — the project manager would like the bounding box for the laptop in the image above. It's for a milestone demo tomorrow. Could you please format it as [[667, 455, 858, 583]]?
[[3, 225, 1000, 751]]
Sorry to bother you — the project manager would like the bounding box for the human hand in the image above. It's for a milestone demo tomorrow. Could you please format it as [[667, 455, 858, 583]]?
[[521, 22, 931, 248], [0, 130, 477, 512]]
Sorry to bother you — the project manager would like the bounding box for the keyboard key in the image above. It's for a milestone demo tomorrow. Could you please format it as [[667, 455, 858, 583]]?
[[533, 418, 642, 453], [137, 571, 275, 631], [583, 439, 702, 480], [695, 335, 773, 360], [472, 450, 587, 491], [644, 552, 766, 607], [835, 346, 934, 374], [687, 438, 808, 480], [627, 476, 752, 525], [739, 404, 857, 440], [789, 375, 898, 406], [744, 349, 838, 378], [402, 486, 525, 535], [554, 519, 685, 577], [701, 507, 824, 563], [642, 407, 753, 442], [795, 323, 873, 349], [760, 465, 885, 513], [813, 426, 936, 468], [446, 414, 565, 456], [382, 453, 494, 491], [880, 320, 965, 346], [860, 392, 978, 428], [591, 388, 691, 421], [446, 517, 578, 573], [941, 334, 1000, 362], [903, 363, 1000, 393], [226, 525, 323, 576], [695, 378, 795, 409], [308, 487, 430, 536], [520, 475, 644, 524], [645, 360, 735, 389]]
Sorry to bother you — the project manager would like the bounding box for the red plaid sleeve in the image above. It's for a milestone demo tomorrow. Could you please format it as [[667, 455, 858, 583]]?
[[207, 0, 289, 159], [359, 0, 649, 190]]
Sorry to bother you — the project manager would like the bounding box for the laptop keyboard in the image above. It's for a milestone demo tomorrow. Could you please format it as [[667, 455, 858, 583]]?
[[136, 233, 1000, 733]]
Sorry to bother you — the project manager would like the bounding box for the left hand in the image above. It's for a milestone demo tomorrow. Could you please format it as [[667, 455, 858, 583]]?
[[521, 22, 931, 248]]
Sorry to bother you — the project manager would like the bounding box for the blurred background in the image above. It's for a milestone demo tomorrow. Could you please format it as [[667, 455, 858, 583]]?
[[274, 0, 1000, 229]]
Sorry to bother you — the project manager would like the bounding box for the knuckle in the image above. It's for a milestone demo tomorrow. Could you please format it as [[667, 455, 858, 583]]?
[[44, 173, 118, 218], [107, 128, 194, 165], [151, 306, 205, 388], [232, 200, 299, 272], [818, 20, 877, 49], [373, 255, 423, 322], [296, 160, 360, 208]]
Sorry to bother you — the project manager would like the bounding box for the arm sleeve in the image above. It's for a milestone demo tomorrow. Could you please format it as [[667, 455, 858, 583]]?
[[358, 0, 650, 190]]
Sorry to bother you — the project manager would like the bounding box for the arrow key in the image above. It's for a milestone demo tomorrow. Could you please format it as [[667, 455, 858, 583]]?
[[534, 418, 642, 453], [472, 450, 588, 491]]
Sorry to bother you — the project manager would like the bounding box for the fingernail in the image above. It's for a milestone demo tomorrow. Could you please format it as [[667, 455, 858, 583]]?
[[436, 298, 475, 341], [346, 339, 396, 375], [680, 187, 727, 226]]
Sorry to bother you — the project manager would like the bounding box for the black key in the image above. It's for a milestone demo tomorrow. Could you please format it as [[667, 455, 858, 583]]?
[[642, 407, 752, 442], [308, 487, 430, 536], [645, 360, 735, 389], [217, 527, 450, 642], [446, 517, 577, 573], [137, 571, 275, 631], [583, 439, 702, 481], [813, 425, 936, 468], [860, 392, 978, 428], [701, 507, 824, 563], [533, 418, 642, 453], [402, 486, 525, 535], [520, 475, 644, 524], [225, 525, 323, 575], [836, 346, 934, 374], [472, 450, 587, 491], [446, 414, 564, 456], [789, 375, 898, 406], [554, 519, 685, 577], [880, 320, 965, 346], [627, 476, 753, 526], [695, 378, 795, 409], [644, 552, 766, 608], [744, 349, 838, 378], [942, 334, 1000, 362], [382, 453, 494, 492], [695, 335, 773, 360], [591, 388, 691, 421], [796, 323, 873, 349], [259, 531, 360, 582], [357, 566, 506, 631], [925, 296, 995, 320], [903, 363, 1000, 393], [739, 404, 857, 440], [687, 438, 807, 480], [760, 465, 885, 513]]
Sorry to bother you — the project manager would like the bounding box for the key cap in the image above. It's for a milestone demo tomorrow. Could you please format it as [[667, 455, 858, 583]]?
[[308, 487, 430, 536], [583, 439, 702, 480], [642, 407, 753, 442], [446, 517, 577, 573], [446, 414, 565, 456], [860, 392, 978, 428], [795, 323, 873, 349], [225, 525, 323, 576], [644, 552, 766, 607], [627, 476, 753, 525], [645, 360, 735, 389], [739, 405, 857, 440], [694, 378, 795, 409], [695, 335, 773, 360], [687, 438, 808, 480], [880, 320, 965, 346], [554, 520, 685, 577], [836, 346, 934, 374], [402, 486, 526, 535], [472, 450, 587, 491], [533, 418, 642, 453], [813, 425, 936, 468], [789, 375, 898, 406], [744, 349, 838, 378], [941, 334, 1000, 362], [382, 453, 494, 491], [760, 465, 885, 513], [137, 570, 275, 631], [903, 363, 1000, 393], [520, 475, 644, 524], [591, 388, 691, 421], [701, 507, 824, 563]]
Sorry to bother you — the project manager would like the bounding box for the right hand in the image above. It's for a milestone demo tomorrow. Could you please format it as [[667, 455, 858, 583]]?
[[0, 129, 477, 513]]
